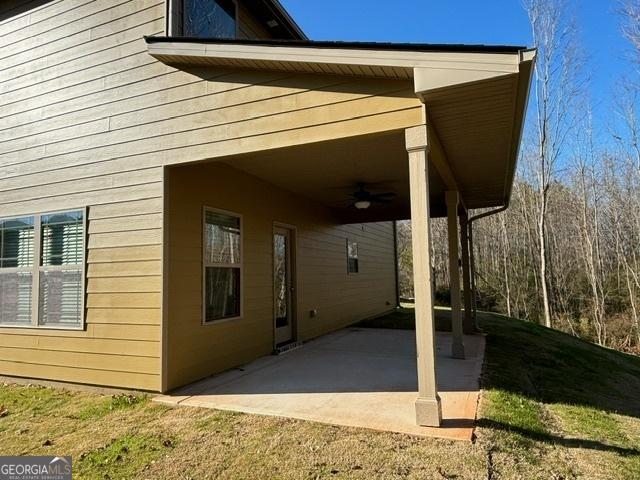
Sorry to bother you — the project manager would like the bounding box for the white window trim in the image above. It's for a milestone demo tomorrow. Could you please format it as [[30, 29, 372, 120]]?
[[202, 206, 243, 325], [166, 0, 239, 37], [0, 207, 87, 331]]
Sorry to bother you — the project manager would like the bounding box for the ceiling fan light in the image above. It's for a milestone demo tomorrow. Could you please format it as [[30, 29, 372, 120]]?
[[354, 200, 371, 210]]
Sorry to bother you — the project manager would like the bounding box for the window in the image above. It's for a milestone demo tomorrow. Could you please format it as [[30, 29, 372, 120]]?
[[203, 208, 241, 323], [182, 0, 236, 38], [0, 210, 85, 329], [0, 217, 34, 326], [347, 239, 359, 274]]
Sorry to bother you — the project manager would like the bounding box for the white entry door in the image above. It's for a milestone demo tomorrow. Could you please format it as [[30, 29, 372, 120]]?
[[274, 227, 295, 345]]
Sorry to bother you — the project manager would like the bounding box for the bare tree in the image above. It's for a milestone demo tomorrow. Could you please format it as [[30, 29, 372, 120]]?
[[621, 0, 640, 61], [525, 0, 584, 328], [393, 0, 640, 356]]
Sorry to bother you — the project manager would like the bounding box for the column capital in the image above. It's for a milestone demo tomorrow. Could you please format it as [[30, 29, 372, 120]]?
[[405, 125, 429, 153]]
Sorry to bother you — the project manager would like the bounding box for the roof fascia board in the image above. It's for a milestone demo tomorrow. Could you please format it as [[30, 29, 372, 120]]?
[[146, 41, 522, 76], [502, 50, 536, 203]]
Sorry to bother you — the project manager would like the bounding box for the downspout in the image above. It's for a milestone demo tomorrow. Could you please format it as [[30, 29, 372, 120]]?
[[468, 205, 508, 328], [392, 220, 401, 307]]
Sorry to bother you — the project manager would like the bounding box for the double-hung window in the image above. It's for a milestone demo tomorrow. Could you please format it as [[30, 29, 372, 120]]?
[[172, 0, 237, 38], [347, 239, 359, 274], [203, 208, 241, 323], [0, 210, 85, 329]]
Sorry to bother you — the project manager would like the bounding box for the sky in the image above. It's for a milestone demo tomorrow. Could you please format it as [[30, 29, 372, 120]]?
[[280, 0, 634, 136]]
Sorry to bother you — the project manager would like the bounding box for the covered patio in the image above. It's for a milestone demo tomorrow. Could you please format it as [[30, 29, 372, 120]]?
[[155, 317, 485, 441], [149, 37, 535, 428]]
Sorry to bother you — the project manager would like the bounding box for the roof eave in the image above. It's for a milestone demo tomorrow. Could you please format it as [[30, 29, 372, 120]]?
[[144, 37, 527, 83]]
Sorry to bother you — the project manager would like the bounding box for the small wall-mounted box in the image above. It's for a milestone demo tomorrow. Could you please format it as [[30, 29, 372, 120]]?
[[309, 309, 318, 318]]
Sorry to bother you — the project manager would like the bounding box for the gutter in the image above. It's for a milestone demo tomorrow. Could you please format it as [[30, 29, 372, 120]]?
[[467, 205, 508, 326]]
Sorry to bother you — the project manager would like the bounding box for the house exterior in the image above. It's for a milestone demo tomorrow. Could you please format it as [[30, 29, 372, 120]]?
[[0, 0, 534, 427]]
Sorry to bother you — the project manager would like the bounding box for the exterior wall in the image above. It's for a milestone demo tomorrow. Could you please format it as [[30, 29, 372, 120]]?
[[0, 0, 421, 391], [166, 162, 397, 391], [0, 0, 168, 391]]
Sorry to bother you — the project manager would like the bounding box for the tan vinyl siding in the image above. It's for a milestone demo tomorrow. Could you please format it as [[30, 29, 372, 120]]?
[[0, 0, 421, 392], [166, 162, 397, 390], [0, 0, 167, 391]]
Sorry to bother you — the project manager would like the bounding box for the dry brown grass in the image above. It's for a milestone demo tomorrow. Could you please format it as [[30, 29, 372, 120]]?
[[2, 310, 640, 479]]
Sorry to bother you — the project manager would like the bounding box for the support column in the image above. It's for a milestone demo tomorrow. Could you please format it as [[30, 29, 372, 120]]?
[[406, 125, 442, 427], [446, 191, 465, 359], [460, 212, 474, 333]]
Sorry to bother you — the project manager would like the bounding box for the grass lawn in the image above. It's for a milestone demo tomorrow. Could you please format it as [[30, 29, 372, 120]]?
[[2, 309, 640, 479]]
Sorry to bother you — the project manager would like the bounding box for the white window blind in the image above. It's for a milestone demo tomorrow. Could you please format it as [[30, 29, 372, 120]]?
[[0, 210, 85, 329], [39, 211, 84, 327], [0, 217, 34, 326]]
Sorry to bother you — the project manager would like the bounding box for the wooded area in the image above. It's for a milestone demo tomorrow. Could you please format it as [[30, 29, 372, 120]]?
[[398, 0, 640, 354]]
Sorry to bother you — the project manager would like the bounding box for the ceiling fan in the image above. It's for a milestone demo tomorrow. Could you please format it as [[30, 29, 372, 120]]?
[[349, 182, 396, 210]]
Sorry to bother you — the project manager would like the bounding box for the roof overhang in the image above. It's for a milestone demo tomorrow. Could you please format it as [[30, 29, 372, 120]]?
[[145, 37, 530, 84], [145, 37, 535, 210]]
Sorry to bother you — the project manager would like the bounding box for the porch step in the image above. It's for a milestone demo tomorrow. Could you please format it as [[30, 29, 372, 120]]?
[[274, 341, 302, 355]]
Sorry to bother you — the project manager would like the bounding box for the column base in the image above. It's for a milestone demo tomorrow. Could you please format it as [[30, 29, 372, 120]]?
[[451, 341, 465, 359], [415, 395, 442, 427]]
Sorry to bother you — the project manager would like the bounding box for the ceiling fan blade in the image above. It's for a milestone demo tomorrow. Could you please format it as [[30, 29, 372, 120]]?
[[371, 197, 392, 204]]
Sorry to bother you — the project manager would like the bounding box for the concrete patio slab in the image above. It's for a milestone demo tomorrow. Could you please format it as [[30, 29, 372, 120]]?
[[154, 328, 485, 441]]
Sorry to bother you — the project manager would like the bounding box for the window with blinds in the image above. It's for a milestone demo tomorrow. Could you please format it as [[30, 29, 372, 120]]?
[[0, 209, 85, 329], [0, 217, 34, 326]]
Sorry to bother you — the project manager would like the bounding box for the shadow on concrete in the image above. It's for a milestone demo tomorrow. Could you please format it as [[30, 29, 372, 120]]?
[[174, 328, 484, 397]]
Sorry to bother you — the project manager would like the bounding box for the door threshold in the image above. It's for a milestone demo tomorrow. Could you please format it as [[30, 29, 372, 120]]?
[[274, 341, 302, 355]]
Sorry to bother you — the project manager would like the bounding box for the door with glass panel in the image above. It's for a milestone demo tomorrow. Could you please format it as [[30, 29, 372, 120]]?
[[273, 227, 295, 345]]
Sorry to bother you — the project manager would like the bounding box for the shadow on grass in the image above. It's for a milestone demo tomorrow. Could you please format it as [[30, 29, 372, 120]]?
[[358, 306, 640, 453], [477, 418, 640, 457]]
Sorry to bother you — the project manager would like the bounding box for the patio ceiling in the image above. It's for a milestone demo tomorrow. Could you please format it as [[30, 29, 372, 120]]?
[[224, 130, 434, 222]]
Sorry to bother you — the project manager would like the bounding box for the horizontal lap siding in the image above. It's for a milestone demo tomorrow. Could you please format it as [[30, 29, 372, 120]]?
[[1, 0, 422, 391], [167, 163, 397, 390], [0, 0, 166, 391]]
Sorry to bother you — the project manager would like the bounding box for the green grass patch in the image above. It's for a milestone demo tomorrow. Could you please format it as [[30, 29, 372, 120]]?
[[76, 433, 174, 479], [482, 389, 548, 447], [73, 393, 148, 421], [553, 404, 627, 444], [0, 384, 75, 418]]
